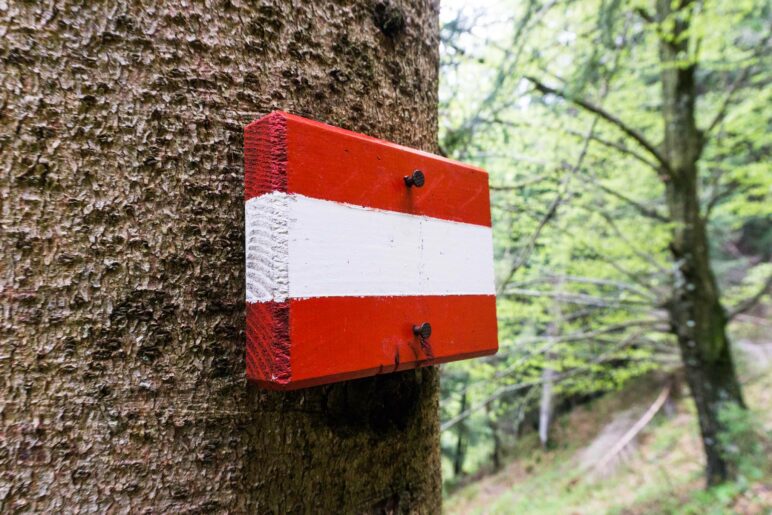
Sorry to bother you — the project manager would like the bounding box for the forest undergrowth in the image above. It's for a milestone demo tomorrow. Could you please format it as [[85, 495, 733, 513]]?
[[445, 321, 772, 515]]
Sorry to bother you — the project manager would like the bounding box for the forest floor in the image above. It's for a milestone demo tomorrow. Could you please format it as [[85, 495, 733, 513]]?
[[445, 339, 772, 514]]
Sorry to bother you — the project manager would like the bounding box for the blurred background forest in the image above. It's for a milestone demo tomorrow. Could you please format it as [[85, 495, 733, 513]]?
[[436, 0, 771, 512]]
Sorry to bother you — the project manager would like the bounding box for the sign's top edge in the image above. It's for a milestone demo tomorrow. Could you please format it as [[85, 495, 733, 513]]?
[[246, 110, 489, 177]]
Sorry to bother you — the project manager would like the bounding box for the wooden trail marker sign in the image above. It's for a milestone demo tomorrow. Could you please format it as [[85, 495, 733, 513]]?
[[245, 111, 498, 390]]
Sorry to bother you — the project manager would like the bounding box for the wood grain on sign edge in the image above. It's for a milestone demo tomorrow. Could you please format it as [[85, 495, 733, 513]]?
[[245, 111, 492, 227], [245, 112, 287, 199], [246, 302, 291, 385], [243, 115, 291, 386], [247, 294, 498, 390], [245, 193, 290, 303]]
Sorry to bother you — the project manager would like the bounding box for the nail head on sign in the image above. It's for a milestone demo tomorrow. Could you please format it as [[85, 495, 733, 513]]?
[[404, 170, 425, 188], [413, 322, 432, 339]]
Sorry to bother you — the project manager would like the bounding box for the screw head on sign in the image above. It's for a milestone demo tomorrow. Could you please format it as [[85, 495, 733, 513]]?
[[404, 170, 425, 188], [413, 322, 432, 339]]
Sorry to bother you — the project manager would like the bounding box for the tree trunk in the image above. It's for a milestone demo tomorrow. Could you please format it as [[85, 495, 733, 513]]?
[[1, 1, 441, 512], [656, 0, 745, 487], [538, 367, 555, 449], [485, 403, 502, 472], [453, 388, 468, 478], [539, 276, 562, 449]]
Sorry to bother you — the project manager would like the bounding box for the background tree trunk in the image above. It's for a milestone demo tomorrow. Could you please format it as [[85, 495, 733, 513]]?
[[656, 0, 745, 487], [538, 367, 555, 449], [539, 276, 562, 449], [453, 387, 468, 478], [485, 403, 502, 472], [1, 1, 442, 512]]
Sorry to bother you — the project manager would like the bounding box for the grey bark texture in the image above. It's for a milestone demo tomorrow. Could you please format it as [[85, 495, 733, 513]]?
[[1, 0, 442, 512]]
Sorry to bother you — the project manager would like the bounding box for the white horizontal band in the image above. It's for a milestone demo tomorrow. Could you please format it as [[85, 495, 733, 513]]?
[[246, 193, 495, 302]]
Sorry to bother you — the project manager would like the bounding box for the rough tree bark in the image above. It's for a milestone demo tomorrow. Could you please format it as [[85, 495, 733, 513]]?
[[656, 0, 745, 486], [1, 1, 442, 512]]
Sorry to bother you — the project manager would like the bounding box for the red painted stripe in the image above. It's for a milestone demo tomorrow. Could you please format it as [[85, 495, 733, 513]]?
[[244, 112, 492, 227], [246, 295, 498, 390]]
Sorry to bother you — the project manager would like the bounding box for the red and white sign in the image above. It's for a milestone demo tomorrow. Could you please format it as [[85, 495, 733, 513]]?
[[245, 112, 498, 390]]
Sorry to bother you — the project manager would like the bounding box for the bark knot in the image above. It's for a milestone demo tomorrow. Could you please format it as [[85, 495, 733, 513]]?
[[373, 1, 406, 38]]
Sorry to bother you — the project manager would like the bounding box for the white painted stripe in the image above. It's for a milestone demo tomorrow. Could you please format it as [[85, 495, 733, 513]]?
[[245, 193, 290, 303], [246, 193, 495, 302]]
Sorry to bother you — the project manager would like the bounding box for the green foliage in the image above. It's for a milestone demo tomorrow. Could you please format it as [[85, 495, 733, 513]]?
[[716, 403, 771, 483], [665, 403, 772, 514], [438, 0, 771, 486]]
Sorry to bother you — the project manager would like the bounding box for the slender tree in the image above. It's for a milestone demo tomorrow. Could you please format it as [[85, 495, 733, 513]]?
[[538, 277, 563, 449], [452, 387, 469, 478], [1, 1, 442, 511], [654, 0, 745, 485]]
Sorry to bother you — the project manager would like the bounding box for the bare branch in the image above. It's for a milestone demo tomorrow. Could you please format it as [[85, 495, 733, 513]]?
[[441, 382, 540, 432], [496, 121, 597, 294], [587, 246, 666, 297], [634, 7, 655, 23], [727, 274, 772, 321], [702, 177, 758, 221], [589, 136, 660, 171], [441, 335, 648, 431], [441, 321, 671, 430], [525, 76, 670, 172], [592, 181, 669, 222], [498, 319, 665, 361], [591, 384, 671, 473], [596, 211, 669, 274], [490, 175, 555, 191], [540, 273, 658, 301], [479, 110, 654, 165], [703, 183, 738, 220], [480, 118, 659, 171], [449, 320, 666, 404], [734, 313, 772, 327], [445, 0, 557, 159], [501, 287, 651, 308], [705, 32, 771, 137], [704, 67, 753, 136], [497, 192, 561, 289]]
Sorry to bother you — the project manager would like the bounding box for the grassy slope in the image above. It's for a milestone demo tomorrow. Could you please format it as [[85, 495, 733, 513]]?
[[445, 350, 771, 514]]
